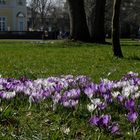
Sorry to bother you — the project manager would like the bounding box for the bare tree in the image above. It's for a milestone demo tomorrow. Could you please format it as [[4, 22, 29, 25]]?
[[37, 0, 54, 30], [28, 0, 39, 29], [28, 0, 54, 30]]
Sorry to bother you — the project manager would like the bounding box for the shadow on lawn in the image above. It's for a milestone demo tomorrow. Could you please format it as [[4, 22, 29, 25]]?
[[121, 44, 140, 47], [128, 55, 140, 61]]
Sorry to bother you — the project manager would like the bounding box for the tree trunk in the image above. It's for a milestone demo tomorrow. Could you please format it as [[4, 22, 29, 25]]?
[[91, 0, 106, 43], [112, 0, 123, 57], [67, 0, 90, 42]]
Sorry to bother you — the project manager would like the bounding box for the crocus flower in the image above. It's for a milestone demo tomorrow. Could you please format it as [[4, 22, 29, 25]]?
[[90, 115, 111, 128], [84, 86, 94, 99], [62, 99, 78, 108], [0, 92, 4, 98], [109, 122, 120, 135], [127, 111, 138, 123], [125, 99, 135, 111], [2, 91, 16, 99], [102, 92, 112, 103], [53, 92, 62, 103], [99, 84, 106, 93], [91, 98, 101, 104], [117, 95, 124, 103], [112, 91, 120, 98], [98, 103, 107, 110], [89, 116, 100, 126], [87, 104, 97, 112], [100, 115, 111, 127]]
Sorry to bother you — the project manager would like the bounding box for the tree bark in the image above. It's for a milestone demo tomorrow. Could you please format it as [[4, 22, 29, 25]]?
[[112, 0, 123, 57], [91, 0, 106, 43], [67, 0, 90, 42]]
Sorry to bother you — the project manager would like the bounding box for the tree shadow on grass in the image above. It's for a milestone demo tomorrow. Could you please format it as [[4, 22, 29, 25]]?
[[128, 55, 140, 61], [121, 44, 140, 47]]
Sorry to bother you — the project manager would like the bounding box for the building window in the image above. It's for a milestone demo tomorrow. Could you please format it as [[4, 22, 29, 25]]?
[[19, 21, 24, 31], [0, 17, 6, 31], [0, 0, 6, 5], [18, 0, 23, 5]]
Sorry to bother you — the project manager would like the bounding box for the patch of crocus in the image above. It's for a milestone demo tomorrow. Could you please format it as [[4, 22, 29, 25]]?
[[0, 72, 139, 138], [127, 111, 138, 123]]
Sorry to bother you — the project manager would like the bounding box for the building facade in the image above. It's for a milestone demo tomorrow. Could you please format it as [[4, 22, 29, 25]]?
[[0, 0, 27, 31]]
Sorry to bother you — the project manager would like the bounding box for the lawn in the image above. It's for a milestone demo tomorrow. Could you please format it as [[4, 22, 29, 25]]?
[[0, 39, 140, 139], [0, 39, 140, 81]]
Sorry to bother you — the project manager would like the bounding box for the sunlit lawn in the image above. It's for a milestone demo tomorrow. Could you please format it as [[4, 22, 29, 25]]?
[[0, 39, 140, 139], [0, 39, 140, 81]]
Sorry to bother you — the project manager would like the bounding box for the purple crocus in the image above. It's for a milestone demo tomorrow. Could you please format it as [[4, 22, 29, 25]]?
[[127, 111, 138, 123], [109, 122, 120, 135], [54, 84, 62, 92], [100, 115, 111, 127], [98, 103, 107, 110], [84, 86, 94, 99], [53, 92, 62, 103], [62, 99, 78, 108], [90, 115, 111, 128], [99, 84, 106, 93], [125, 99, 135, 111], [102, 92, 112, 103], [89, 116, 100, 126], [0, 92, 4, 98], [42, 89, 51, 98], [117, 95, 124, 103], [63, 89, 80, 100]]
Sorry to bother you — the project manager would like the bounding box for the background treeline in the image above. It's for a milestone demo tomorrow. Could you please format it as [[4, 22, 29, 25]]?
[[28, 0, 140, 39]]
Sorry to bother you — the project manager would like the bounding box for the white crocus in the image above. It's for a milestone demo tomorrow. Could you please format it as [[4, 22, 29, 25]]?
[[5, 91, 16, 99], [112, 91, 120, 98], [122, 87, 131, 97], [133, 86, 139, 92], [128, 71, 138, 76], [62, 127, 70, 135], [0, 85, 3, 90], [87, 104, 97, 112], [132, 91, 140, 99], [91, 98, 101, 105]]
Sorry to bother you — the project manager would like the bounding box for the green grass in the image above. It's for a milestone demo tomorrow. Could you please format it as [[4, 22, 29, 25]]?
[[0, 39, 140, 139], [0, 39, 140, 82]]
